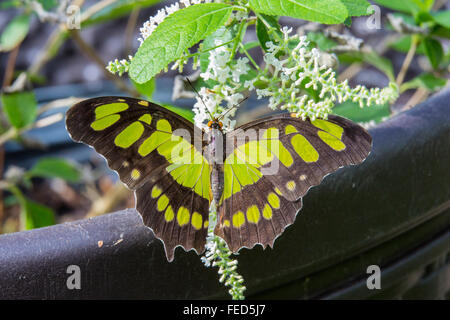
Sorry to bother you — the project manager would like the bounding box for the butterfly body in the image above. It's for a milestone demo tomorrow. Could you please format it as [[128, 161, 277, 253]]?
[[208, 126, 225, 206], [66, 96, 372, 261]]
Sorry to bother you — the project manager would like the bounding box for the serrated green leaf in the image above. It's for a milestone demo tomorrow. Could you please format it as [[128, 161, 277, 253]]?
[[130, 3, 232, 84], [432, 10, 450, 28], [0, 14, 30, 52], [249, 0, 348, 24], [28, 158, 81, 183], [1, 91, 37, 129], [401, 73, 447, 92], [22, 198, 55, 230], [333, 100, 390, 123], [423, 37, 444, 69], [340, 0, 373, 17]]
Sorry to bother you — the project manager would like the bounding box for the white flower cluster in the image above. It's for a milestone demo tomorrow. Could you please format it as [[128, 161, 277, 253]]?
[[193, 40, 251, 131], [106, 56, 132, 76], [201, 204, 246, 300], [138, 0, 215, 46], [255, 27, 399, 120]]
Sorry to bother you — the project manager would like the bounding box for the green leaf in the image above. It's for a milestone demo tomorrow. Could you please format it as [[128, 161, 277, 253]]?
[[0, 0, 21, 8], [82, 0, 162, 27], [132, 77, 156, 99], [389, 35, 426, 54], [343, 17, 353, 27], [338, 51, 395, 82], [332, 100, 390, 123], [38, 0, 58, 10], [401, 73, 447, 92], [130, 3, 232, 84], [249, 0, 348, 24], [1, 91, 37, 129], [307, 32, 337, 51], [415, 10, 434, 24], [0, 14, 30, 52], [432, 10, 450, 28], [28, 158, 81, 183], [256, 14, 281, 52], [412, 0, 434, 12], [431, 25, 450, 39], [3, 195, 18, 207], [162, 104, 194, 122], [423, 37, 444, 69], [372, 0, 420, 14], [340, 0, 373, 17], [22, 198, 55, 230]]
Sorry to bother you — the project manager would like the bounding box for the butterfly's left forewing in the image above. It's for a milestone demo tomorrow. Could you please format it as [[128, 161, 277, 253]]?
[[216, 113, 372, 252], [66, 96, 211, 261]]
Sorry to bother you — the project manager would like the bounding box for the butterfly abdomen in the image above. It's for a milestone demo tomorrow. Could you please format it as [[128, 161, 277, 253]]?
[[208, 128, 225, 205]]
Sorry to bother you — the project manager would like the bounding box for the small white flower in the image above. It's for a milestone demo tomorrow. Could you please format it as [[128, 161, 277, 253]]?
[[180, 0, 191, 7], [165, 3, 180, 15]]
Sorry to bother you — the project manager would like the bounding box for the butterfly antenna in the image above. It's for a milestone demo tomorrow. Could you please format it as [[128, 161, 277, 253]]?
[[186, 77, 214, 120], [217, 96, 249, 121]]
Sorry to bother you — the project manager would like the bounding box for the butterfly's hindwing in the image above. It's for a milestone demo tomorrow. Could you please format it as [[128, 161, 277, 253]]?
[[66, 96, 211, 261], [216, 113, 372, 251]]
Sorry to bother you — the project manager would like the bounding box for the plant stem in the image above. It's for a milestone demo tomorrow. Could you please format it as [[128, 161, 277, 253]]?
[[2, 44, 20, 88], [69, 29, 139, 97], [80, 0, 116, 22], [7, 185, 26, 231], [239, 43, 260, 71], [124, 5, 141, 57], [229, 20, 247, 63], [0, 147, 4, 233], [401, 87, 429, 112], [396, 35, 418, 86]]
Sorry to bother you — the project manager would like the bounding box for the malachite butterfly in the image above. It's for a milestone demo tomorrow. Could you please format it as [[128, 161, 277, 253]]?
[[66, 96, 371, 261]]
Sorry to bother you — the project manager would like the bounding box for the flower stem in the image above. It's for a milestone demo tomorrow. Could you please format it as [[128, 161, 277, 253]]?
[[396, 35, 418, 86], [229, 19, 247, 63], [239, 43, 260, 71]]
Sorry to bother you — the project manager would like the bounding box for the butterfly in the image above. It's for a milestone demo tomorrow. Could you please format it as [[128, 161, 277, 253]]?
[[66, 96, 371, 261]]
